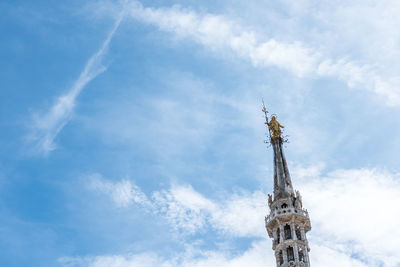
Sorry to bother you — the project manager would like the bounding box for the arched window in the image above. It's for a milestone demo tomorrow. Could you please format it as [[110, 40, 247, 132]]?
[[284, 224, 292, 240], [295, 225, 301, 240], [298, 246, 305, 262], [278, 250, 284, 265], [276, 228, 280, 244], [287, 246, 294, 262], [281, 203, 288, 209]]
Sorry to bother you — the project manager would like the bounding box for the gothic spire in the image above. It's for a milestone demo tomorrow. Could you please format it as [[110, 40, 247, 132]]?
[[271, 137, 293, 199], [262, 104, 293, 199], [262, 103, 312, 267]]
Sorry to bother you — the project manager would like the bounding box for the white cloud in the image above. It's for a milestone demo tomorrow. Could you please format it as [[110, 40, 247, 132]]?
[[152, 185, 266, 237], [297, 168, 400, 266], [84, 166, 400, 266], [316, 59, 400, 106], [311, 244, 368, 267], [152, 185, 216, 234], [87, 173, 151, 208], [88, 176, 266, 237], [59, 253, 174, 267], [117, 1, 400, 106], [127, 1, 319, 77], [27, 14, 123, 155], [210, 191, 267, 237], [59, 239, 370, 267], [59, 240, 275, 267]]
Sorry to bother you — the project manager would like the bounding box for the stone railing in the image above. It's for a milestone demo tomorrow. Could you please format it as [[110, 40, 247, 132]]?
[[265, 207, 309, 225]]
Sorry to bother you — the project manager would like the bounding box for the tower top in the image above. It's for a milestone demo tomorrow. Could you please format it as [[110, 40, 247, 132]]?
[[261, 103, 293, 199], [262, 102, 311, 267]]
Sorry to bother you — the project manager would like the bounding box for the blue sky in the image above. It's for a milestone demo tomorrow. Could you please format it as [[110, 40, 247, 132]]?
[[2, 0, 400, 266]]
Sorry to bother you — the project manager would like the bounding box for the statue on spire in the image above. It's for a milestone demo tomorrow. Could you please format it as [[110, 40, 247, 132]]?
[[267, 115, 284, 139], [262, 100, 312, 267]]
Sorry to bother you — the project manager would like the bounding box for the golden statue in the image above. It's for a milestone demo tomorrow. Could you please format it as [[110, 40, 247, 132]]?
[[267, 115, 284, 139]]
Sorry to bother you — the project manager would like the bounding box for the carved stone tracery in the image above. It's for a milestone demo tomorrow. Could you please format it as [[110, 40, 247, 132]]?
[[264, 125, 312, 267]]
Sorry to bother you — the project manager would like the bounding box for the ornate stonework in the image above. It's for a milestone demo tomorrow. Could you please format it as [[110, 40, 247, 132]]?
[[262, 110, 312, 267]]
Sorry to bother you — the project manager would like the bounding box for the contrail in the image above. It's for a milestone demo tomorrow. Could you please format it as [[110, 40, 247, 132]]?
[[29, 13, 124, 155]]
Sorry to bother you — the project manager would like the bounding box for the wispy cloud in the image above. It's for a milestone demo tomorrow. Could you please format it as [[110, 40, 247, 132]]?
[[27, 14, 123, 155], [87, 173, 151, 208], [86, 174, 266, 237], [60, 240, 370, 267], [152, 185, 266, 237], [117, 1, 400, 106], [296, 167, 400, 266], [83, 166, 400, 266], [59, 240, 274, 267]]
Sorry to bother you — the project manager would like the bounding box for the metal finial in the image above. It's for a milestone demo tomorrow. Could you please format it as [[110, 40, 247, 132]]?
[[262, 98, 272, 141]]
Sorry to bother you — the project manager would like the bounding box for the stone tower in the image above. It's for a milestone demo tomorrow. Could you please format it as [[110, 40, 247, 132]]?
[[263, 108, 311, 267]]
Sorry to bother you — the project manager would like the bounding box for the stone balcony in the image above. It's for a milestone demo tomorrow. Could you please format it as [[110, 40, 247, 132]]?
[[265, 207, 310, 226]]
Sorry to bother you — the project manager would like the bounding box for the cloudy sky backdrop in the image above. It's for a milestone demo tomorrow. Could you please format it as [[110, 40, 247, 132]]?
[[2, 0, 400, 266]]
